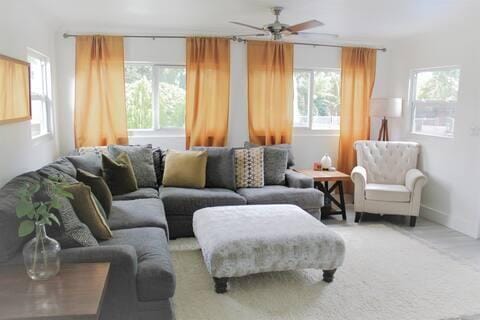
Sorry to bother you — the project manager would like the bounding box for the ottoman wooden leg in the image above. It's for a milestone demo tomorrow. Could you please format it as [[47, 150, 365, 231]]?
[[214, 277, 229, 293], [323, 269, 337, 283]]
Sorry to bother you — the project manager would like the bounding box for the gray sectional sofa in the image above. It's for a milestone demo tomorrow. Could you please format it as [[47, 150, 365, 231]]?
[[0, 148, 323, 320]]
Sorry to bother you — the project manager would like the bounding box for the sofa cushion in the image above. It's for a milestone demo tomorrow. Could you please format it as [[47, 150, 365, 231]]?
[[159, 186, 246, 217], [108, 199, 168, 235], [236, 185, 323, 212], [191, 146, 236, 190], [37, 157, 78, 183], [108, 144, 157, 188], [263, 147, 288, 185], [102, 153, 138, 196], [0, 172, 42, 262], [100, 228, 175, 301], [365, 184, 411, 202], [112, 188, 159, 201], [245, 142, 295, 168], [67, 152, 103, 176]]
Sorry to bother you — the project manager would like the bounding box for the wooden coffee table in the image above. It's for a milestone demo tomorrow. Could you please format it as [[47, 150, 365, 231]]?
[[295, 169, 350, 221], [0, 263, 110, 320]]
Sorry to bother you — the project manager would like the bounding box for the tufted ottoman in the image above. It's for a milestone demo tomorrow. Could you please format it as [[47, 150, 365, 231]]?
[[192, 204, 346, 293]]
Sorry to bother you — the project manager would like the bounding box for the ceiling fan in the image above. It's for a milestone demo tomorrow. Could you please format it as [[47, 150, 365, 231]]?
[[230, 7, 338, 42]]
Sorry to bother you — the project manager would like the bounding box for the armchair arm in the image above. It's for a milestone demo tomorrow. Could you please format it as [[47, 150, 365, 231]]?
[[285, 169, 314, 188], [351, 166, 367, 187], [60, 245, 138, 320], [405, 169, 427, 192]]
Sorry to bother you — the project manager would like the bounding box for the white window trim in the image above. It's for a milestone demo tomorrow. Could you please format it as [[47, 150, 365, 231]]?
[[408, 65, 460, 139], [27, 48, 54, 140], [126, 62, 186, 135], [293, 67, 341, 134]]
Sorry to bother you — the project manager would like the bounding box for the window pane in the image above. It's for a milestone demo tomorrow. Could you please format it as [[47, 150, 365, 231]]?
[[28, 56, 45, 96], [413, 104, 455, 137], [293, 71, 310, 127], [312, 70, 340, 130], [125, 64, 153, 129], [31, 99, 46, 137], [158, 67, 186, 128], [415, 69, 460, 102]]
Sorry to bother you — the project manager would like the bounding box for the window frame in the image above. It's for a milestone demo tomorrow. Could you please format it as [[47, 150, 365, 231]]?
[[409, 65, 461, 139], [125, 62, 186, 136], [293, 67, 341, 135], [27, 48, 53, 139]]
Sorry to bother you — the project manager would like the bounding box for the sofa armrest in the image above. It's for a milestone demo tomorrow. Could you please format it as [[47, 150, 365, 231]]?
[[405, 169, 427, 192], [60, 245, 139, 320], [285, 169, 314, 188], [351, 166, 367, 187]]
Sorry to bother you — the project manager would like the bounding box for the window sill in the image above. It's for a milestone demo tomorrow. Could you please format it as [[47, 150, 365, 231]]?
[[32, 132, 53, 145], [294, 128, 340, 137], [410, 131, 454, 139]]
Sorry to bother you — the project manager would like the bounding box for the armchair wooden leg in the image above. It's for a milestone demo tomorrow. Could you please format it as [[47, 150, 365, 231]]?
[[355, 212, 362, 223], [323, 269, 337, 283], [214, 277, 229, 293], [410, 216, 417, 227]]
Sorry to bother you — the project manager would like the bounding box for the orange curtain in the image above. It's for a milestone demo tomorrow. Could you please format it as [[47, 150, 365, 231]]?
[[74, 35, 128, 147], [247, 41, 293, 145], [337, 47, 377, 190], [185, 37, 230, 148], [0, 55, 30, 123]]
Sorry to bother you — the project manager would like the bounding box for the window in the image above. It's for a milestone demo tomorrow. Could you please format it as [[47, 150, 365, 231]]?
[[293, 69, 340, 130], [28, 49, 52, 138], [410, 67, 461, 138], [125, 63, 186, 131]]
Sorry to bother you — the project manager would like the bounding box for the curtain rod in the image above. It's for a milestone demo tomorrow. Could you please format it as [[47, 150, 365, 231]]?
[[62, 33, 387, 52]]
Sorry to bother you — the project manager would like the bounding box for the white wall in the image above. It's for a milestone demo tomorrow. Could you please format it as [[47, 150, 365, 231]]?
[[55, 37, 388, 170], [0, 1, 59, 187], [384, 28, 480, 238]]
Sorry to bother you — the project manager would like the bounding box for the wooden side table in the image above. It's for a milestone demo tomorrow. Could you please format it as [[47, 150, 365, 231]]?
[[0, 263, 110, 320], [295, 169, 351, 221]]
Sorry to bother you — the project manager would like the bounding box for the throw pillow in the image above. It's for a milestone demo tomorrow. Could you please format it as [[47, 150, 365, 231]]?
[[108, 144, 157, 188], [46, 197, 99, 248], [102, 153, 138, 196], [191, 146, 236, 190], [152, 147, 167, 186], [234, 148, 264, 188], [162, 150, 208, 189], [244, 142, 295, 168], [67, 152, 103, 176], [64, 183, 112, 240], [76, 169, 113, 216], [263, 147, 288, 185], [37, 158, 78, 184]]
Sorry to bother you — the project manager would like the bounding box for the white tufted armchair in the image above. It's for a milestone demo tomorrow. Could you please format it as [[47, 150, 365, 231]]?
[[351, 141, 427, 227]]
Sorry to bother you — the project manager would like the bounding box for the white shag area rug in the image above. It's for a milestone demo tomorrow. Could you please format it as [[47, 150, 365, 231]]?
[[170, 224, 480, 320]]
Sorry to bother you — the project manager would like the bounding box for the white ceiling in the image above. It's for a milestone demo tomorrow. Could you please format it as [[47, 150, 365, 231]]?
[[29, 0, 478, 44]]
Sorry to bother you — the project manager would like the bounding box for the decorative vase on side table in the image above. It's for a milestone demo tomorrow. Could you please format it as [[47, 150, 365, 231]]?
[[22, 222, 60, 280]]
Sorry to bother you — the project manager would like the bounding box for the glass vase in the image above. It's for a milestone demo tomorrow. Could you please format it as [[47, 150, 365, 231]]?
[[22, 222, 61, 280]]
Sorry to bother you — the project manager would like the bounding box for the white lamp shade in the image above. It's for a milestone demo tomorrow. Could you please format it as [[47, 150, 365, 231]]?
[[370, 98, 402, 118]]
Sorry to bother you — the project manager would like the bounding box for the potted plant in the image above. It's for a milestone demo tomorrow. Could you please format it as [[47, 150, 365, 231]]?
[[16, 177, 73, 280]]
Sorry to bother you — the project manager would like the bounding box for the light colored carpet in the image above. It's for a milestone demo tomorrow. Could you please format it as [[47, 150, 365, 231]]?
[[170, 224, 480, 320]]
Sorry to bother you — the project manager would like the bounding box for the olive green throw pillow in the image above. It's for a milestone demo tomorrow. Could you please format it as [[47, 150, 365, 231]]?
[[162, 150, 208, 189], [76, 169, 113, 216], [102, 153, 138, 196], [64, 183, 112, 240]]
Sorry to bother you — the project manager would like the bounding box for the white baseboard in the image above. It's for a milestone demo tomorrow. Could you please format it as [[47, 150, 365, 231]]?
[[420, 204, 479, 239]]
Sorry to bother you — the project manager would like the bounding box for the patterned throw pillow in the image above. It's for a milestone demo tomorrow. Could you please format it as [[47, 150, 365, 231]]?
[[234, 148, 264, 188], [244, 142, 295, 168], [108, 145, 157, 188]]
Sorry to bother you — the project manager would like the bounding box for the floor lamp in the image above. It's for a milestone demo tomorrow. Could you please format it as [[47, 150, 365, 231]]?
[[370, 98, 402, 141]]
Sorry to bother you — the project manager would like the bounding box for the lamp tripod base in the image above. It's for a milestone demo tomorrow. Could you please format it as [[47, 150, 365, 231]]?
[[377, 117, 389, 141]]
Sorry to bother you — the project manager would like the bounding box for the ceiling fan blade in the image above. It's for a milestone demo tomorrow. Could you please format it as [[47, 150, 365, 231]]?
[[292, 32, 339, 39], [287, 20, 324, 32], [233, 33, 269, 37], [229, 21, 265, 31]]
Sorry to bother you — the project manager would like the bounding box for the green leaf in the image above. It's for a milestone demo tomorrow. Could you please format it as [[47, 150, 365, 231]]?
[[16, 201, 34, 218], [18, 220, 35, 237], [49, 214, 60, 226]]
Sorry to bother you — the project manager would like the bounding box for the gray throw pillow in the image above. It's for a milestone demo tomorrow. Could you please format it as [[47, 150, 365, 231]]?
[[67, 152, 103, 176], [191, 147, 236, 190], [244, 142, 295, 168], [108, 145, 157, 188], [263, 147, 288, 185], [37, 158, 78, 184], [152, 147, 167, 187]]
